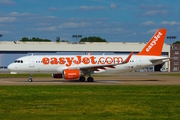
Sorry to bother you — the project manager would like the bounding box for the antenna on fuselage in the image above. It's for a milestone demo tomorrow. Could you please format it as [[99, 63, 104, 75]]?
[[88, 52, 91, 55]]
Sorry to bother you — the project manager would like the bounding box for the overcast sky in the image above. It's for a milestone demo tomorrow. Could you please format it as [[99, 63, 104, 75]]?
[[0, 0, 180, 43]]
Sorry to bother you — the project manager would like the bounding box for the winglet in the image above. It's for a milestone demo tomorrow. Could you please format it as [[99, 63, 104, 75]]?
[[123, 52, 133, 63], [137, 28, 167, 56]]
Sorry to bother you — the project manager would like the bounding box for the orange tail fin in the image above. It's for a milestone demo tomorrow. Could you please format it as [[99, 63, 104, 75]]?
[[137, 28, 167, 56]]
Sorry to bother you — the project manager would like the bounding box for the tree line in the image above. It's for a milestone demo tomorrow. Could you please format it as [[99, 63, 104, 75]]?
[[20, 37, 51, 42], [20, 36, 107, 42], [79, 36, 106, 42], [173, 41, 180, 44], [19, 36, 180, 44], [56, 36, 107, 42]]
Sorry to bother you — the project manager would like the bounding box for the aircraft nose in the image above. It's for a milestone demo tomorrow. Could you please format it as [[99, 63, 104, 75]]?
[[8, 64, 14, 71], [8, 63, 18, 74]]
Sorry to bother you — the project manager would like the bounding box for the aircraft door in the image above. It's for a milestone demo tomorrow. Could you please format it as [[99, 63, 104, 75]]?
[[29, 57, 34, 67]]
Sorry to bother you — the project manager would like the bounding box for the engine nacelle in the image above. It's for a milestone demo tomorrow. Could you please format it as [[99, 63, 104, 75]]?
[[62, 69, 81, 79], [52, 74, 63, 78]]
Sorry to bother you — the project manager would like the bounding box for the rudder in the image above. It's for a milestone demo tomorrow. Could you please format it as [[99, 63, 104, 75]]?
[[137, 28, 167, 56]]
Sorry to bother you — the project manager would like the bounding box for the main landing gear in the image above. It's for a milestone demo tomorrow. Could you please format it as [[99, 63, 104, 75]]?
[[87, 77, 94, 82], [79, 76, 94, 82], [79, 76, 86, 82], [87, 74, 94, 82], [28, 74, 33, 82]]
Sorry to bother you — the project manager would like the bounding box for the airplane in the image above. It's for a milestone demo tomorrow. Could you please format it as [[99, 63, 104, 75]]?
[[8, 28, 169, 82]]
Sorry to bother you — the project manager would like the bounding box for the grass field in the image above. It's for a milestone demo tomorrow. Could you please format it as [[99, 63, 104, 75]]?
[[0, 85, 180, 120]]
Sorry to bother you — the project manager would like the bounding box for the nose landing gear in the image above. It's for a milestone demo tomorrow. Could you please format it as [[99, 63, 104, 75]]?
[[28, 74, 33, 82]]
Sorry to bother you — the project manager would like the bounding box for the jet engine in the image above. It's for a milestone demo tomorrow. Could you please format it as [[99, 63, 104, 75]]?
[[52, 69, 84, 79], [62, 69, 81, 79]]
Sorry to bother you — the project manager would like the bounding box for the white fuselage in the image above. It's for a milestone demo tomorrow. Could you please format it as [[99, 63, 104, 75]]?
[[8, 54, 167, 74]]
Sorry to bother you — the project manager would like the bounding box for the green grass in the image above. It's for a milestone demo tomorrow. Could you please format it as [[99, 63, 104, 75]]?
[[0, 85, 180, 120]]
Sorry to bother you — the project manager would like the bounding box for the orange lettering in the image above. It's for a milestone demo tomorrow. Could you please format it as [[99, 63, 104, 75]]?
[[113, 57, 123, 64], [83, 57, 90, 64], [51, 57, 58, 65], [99, 57, 105, 64], [59, 57, 65, 64], [66, 57, 74, 67], [42, 57, 49, 65], [106, 57, 113, 64], [74, 56, 81, 65], [90, 56, 96, 64]]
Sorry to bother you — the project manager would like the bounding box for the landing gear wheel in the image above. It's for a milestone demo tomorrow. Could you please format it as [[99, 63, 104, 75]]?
[[79, 76, 86, 82], [28, 74, 33, 82], [28, 78, 33, 82], [87, 77, 94, 82]]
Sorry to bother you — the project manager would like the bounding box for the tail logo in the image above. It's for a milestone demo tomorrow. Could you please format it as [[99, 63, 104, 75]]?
[[146, 32, 162, 52]]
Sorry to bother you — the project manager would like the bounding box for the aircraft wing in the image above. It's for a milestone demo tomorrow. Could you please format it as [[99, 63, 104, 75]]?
[[81, 52, 133, 69], [67, 52, 133, 74]]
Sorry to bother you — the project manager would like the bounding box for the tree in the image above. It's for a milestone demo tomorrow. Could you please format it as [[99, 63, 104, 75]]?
[[32, 37, 36, 42], [61, 40, 68, 42], [173, 41, 180, 44], [21, 37, 29, 42], [80, 36, 107, 42], [20, 37, 51, 42], [56, 37, 60, 42], [44, 39, 51, 42]]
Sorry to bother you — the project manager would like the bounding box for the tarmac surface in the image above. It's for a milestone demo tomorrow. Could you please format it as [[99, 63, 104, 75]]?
[[0, 72, 180, 85]]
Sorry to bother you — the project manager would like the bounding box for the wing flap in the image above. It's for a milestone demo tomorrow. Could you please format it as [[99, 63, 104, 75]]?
[[68, 52, 133, 74], [59, 52, 133, 74]]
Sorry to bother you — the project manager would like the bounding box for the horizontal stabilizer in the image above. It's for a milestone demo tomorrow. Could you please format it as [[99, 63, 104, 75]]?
[[150, 58, 170, 64]]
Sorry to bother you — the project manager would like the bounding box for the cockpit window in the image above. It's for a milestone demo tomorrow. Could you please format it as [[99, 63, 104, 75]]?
[[14, 60, 23, 63]]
